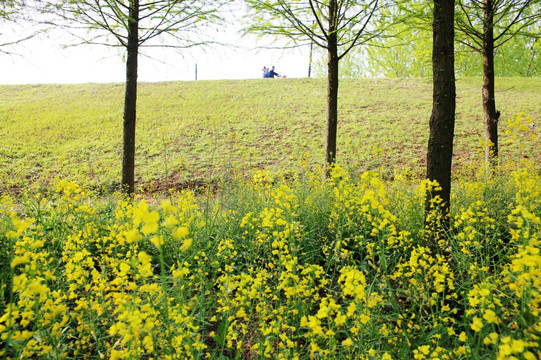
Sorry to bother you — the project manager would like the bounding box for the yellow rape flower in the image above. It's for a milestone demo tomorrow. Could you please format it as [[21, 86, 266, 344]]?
[[346, 302, 356, 316], [316, 301, 329, 319], [11, 216, 34, 234], [164, 215, 179, 227], [334, 312, 347, 326], [29, 240, 45, 249], [160, 200, 177, 213], [236, 308, 248, 319], [484, 332, 499, 345], [338, 267, 367, 300], [141, 220, 159, 235], [172, 266, 190, 279], [150, 235, 164, 248], [342, 338, 353, 347], [180, 238, 192, 252], [118, 262, 131, 276], [11, 330, 33, 341], [143, 334, 154, 352], [498, 344, 513, 358], [413, 345, 430, 360], [483, 309, 498, 324], [471, 317, 483, 332], [138, 251, 152, 265], [510, 339, 526, 353], [125, 228, 142, 243], [173, 226, 189, 239], [360, 313, 370, 324], [10, 253, 30, 268]]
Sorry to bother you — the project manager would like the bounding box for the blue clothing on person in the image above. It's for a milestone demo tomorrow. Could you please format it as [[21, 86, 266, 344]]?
[[268, 66, 281, 78]]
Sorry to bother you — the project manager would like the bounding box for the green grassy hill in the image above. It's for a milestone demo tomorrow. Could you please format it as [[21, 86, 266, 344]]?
[[0, 77, 539, 193]]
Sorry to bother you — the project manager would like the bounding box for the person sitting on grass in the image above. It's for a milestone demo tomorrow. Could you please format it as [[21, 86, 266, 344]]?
[[268, 66, 282, 78]]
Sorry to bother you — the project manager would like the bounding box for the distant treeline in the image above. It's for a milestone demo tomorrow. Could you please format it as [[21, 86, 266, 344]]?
[[313, 33, 540, 79]]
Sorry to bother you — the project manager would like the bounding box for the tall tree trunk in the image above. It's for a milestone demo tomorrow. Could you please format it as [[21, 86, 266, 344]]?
[[426, 0, 456, 227], [121, 0, 139, 195], [526, 38, 538, 77], [325, 0, 339, 175], [482, 0, 499, 167]]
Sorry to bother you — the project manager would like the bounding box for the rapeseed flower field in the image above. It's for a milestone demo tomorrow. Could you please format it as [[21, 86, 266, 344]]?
[[0, 114, 539, 359], [1, 159, 539, 359]]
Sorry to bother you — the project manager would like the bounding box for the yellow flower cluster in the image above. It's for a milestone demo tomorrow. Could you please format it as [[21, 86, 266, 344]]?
[[505, 112, 537, 141]]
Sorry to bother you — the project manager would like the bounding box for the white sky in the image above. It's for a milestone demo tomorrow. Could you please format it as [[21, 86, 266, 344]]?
[[0, 16, 314, 84]]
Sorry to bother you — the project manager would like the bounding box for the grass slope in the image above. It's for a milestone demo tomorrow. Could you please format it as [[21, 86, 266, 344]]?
[[0, 77, 539, 193]]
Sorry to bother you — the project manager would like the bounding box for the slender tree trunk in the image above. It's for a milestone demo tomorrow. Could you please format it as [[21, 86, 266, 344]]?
[[526, 38, 538, 77], [121, 0, 139, 195], [326, 44, 339, 174], [325, 0, 339, 175], [308, 41, 314, 78], [426, 0, 456, 226], [482, 0, 499, 167]]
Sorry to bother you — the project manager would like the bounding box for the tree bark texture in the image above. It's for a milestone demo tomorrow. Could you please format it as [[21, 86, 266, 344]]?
[[482, 0, 499, 167], [325, 0, 339, 175], [426, 0, 456, 218], [121, 0, 139, 195]]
